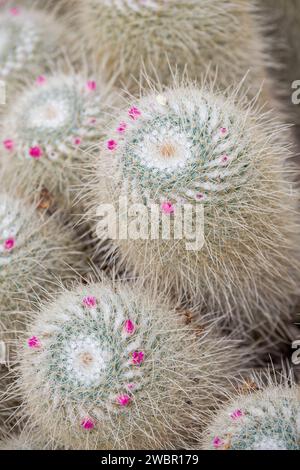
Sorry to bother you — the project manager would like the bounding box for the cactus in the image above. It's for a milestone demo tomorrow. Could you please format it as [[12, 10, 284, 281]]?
[[71, 0, 268, 97], [0, 2, 66, 91], [0, 364, 20, 441], [0, 434, 37, 450], [0, 183, 84, 332], [1, 71, 118, 208], [14, 279, 245, 450], [260, 1, 300, 137], [90, 81, 300, 340], [201, 379, 300, 450]]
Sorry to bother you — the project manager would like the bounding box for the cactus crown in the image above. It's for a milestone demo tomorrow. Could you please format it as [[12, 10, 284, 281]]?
[[204, 386, 300, 450], [101, 86, 265, 207], [5, 74, 104, 162], [17, 280, 243, 449], [0, 4, 61, 79]]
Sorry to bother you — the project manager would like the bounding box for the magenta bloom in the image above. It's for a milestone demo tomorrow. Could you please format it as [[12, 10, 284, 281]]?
[[230, 409, 244, 420], [117, 122, 127, 134], [36, 75, 46, 86], [117, 394, 131, 407], [86, 80, 97, 91], [213, 436, 224, 449], [107, 140, 117, 151], [220, 127, 228, 135], [28, 336, 41, 349], [3, 139, 14, 151], [83, 296, 97, 308], [4, 238, 15, 251], [161, 202, 175, 215], [123, 319, 135, 335], [81, 418, 95, 430], [128, 106, 141, 120], [29, 146, 43, 159], [132, 351, 145, 365]]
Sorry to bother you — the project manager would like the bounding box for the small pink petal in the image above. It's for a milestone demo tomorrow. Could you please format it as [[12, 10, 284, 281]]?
[[28, 336, 41, 349], [161, 202, 174, 215], [220, 154, 230, 165], [107, 140, 117, 151], [4, 238, 15, 251], [87, 80, 96, 91], [117, 122, 127, 134], [10, 7, 20, 16], [123, 319, 135, 335], [220, 127, 228, 135], [128, 107, 141, 120], [73, 137, 81, 146], [196, 193, 205, 201], [126, 383, 136, 391], [83, 296, 97, 308], [81, 418, 95, 430], [117, 394, 131, 407], [3, 139, 14, 151], [213, 436, 224, 449], [36, 75, 46, 86], [29, 146, 43, 159], [132, 351, 144, 365], [230, 409, 244, 420]]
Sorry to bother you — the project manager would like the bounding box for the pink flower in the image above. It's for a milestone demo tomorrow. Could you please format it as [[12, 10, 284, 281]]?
[[29, 146, 43, 159], [10, 7, 20, 16], [36, 75, 46, 86], [196, 193, 205, 201], [86, 80, 97, 91], [73, 137, 82, 146], [28, 336, 41, 349], [126, 383, 136, 391], [230, 409, 244, 420], [4, 238, 15, 251], [117, 122, 127, 134], [81, 418, 95, 430], [213, 436, 224, 449], [128, 107, 141, 120], [220, 154, 230, 165], [132, 351, 144, 365], [83, 296, 97, 308], [3, 139, 14, 151], [220, 127, 228, 135], [123, 319, 135, 335], [161, 202, 174, 215], [107, 140, 117, 151], [117, 394, 131, 407]]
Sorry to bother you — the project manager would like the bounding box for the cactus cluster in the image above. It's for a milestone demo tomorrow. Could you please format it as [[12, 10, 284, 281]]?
[[0, 184, 83, 331], [72, 0, 268, 96], [1, 72, 118, 207], [202, 382, 300, 450], [0, 2, 65, 89], [15, 279, 243, 450], [92, 81, 300, 338]]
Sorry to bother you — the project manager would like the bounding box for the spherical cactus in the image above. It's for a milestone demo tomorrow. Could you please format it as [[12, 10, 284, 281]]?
[[91, 81, 300, 339], [201, 382, 300, 450], [0, 364, 20, 441], [0, 184, 83, 331], [15, 280, 244, 450], [261, 1, 300, 133], [0, 2, 65, 91], [71, 0, 268, 97], [1, 71, 118, 208], [0, 434, 36, 450]]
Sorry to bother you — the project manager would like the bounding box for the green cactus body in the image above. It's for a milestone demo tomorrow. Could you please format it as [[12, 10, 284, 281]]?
[[1, 73, 117, 207], [92, 83, 300, 338], [17, 280, 243, 449], [202, 385, 300, 450]]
